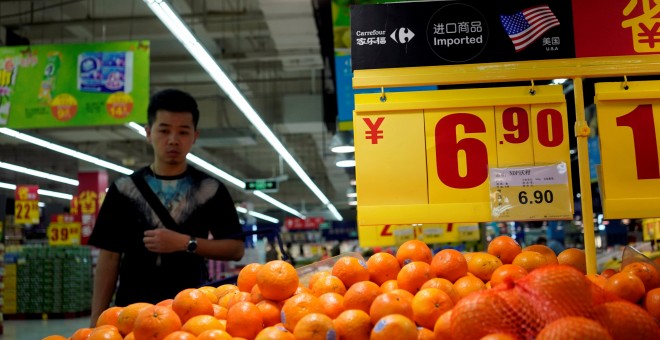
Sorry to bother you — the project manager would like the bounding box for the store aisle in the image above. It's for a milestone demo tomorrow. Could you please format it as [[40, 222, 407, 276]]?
[[1, 317, 90, 339]]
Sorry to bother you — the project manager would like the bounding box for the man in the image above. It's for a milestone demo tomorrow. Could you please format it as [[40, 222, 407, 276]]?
[[89, 89, 244, 326]]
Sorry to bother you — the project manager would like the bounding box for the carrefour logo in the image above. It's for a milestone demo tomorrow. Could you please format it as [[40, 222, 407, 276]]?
[[390, 27, 415, 44]]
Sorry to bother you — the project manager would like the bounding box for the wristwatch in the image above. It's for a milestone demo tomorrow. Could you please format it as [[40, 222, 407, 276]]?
[[186, 236, 197, 253]]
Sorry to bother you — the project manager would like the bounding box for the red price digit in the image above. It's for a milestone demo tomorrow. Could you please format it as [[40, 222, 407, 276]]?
[[61, 227, 69, 241], [435, 113, 488, 189], [50, 227, 59, 242], [502, 107, 530, 143], [537, 108, 564, 147], [16, 202, 31, 219], [616, 104, 660, 179]]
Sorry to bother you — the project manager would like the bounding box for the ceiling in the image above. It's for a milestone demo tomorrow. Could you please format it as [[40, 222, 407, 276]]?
[[0, 0, 355, 222]]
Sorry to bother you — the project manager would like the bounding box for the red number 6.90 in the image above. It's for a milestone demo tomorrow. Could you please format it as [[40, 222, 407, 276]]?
[[435, 113, 488, 189]]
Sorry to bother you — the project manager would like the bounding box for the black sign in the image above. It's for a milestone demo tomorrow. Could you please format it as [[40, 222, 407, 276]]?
[[351, 0, 575, 70], [245, 179, 279, 192]]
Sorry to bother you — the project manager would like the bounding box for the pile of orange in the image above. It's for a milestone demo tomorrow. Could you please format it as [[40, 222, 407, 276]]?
[[45, 237, 660, 340]]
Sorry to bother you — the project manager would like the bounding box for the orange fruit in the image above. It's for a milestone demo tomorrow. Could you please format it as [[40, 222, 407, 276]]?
[[256, 300, 282, 327], [522, 244, 559, 265], [88, 325, 123, 340], [449, 289, 520, 339], [256, 260, 299, 301], [294, 285, 313, 295], [250, 284, 264, 303], [332, 256, 370, 288], [124, 332, 135, 340], [343, 280, 381, 313], [255, 325, 295, 340], [69, 327, 93, 340], [604, 271, 645, 303], [213, 284, 239, 301], [453, 275, 485, 299], [217, 290, 240, 308], [318, 292, 345, 318], [601, 268, 617, 278], [536, 316, 611, 340], [195, 329, 233, 340], [557, 248, 587, 274], [292, 313, 335, 340], [489, 264, 528, 288], [397, 261, 436, 294], [311, 275, 347, 296], [172, 288, 214, 323], [622, 261, 660, 292], [133, 305, 182, 340], [96, 306, 123, 328], [420, 277, 460, 304], [369, 291, 414, 324], [225, 301, 264, 340], [224, 291, 252, 310], [512, 251, 548, 272], [586, 273, 607, 289], [197, 286, 219, 304], [396, 240, 432, 266], [366, 252, 401, 285], [370, 314, 418, 340], [411, 288, 454, 329], [487, 235, 522, 265], [181, 315, 225, 336], [480, 334, 518, 340], [117, 302, 153, 336], [467, 252, 503, 282], [156, 299, 174, 307], [42, 336, 67, 340], [307, 271, 331, 290], [237, 263, 263, 292], [380, 279, 398, 293], [416, 327, 434, 340], [211, 304, 227, 320], [595, 300, 660, 339], [430, 249, 468, 283], [433, 310, 452, 340], [644, 287, 660, 320], [333, 309, 371, 340], [280, 292, 324, 331], [162, 331, 197, 340]]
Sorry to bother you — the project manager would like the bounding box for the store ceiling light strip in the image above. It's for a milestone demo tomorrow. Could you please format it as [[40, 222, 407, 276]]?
[[0, 181, 73, 200], [143, 0, 342, 221], [127, 123, 302, 218], [0, 128, 133, 175], [236, 206, 279, 224], [0, 161, 79, 186]]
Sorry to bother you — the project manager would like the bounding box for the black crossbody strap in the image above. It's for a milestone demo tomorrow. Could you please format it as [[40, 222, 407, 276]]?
[[131, 174, 179, 230]]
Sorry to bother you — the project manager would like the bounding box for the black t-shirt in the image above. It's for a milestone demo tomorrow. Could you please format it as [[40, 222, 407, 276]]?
[[88, 166, 242, 306]]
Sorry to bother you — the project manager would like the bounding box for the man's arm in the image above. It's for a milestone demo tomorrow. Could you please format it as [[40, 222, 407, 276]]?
[[143, 228, 244, 261], [90, 249, 120, 327], [195, 238, 245, 261]]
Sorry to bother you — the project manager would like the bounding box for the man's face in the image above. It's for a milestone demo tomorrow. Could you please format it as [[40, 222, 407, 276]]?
[[146, 110, 198, 165]]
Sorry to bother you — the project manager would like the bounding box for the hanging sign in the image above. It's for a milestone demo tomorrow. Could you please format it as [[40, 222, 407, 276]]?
[[595, 80, 660, 219], [358, 223, 480, 248], [48, 214, 81, 246], [14, 185, 39, 224], [490, 163, 572, 221], [354, 84, 572, 225]]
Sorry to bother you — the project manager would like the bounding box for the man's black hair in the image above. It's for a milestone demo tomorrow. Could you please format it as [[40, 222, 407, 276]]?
[[147, 89, 200, 129]]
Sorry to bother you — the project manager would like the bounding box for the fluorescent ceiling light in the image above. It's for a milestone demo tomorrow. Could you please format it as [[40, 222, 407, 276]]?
[[0, 181, 73, 200], [551, 78, 568, 85], [143, 0, 342, 221], [253, 191, 305, 219], [348, 200, 358, 206], [0, 128, 133, 175], [336, 160, 356, 168], [235, 206, 279, 224], [0, 161, 79, 186]]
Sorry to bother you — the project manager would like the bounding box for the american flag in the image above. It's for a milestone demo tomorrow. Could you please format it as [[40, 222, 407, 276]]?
[[500, 5, 560, 52]]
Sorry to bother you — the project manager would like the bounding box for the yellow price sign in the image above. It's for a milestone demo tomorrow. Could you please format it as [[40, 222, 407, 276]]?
[[358, 223, 480, 247], [354, 85, 571, 225], [596, 80, 660, 219], [14, 200, 39, 224], [47, 214, 81, 246], [490, 163, 572, 221]]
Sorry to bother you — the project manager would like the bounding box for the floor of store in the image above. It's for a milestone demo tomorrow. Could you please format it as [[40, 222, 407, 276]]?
[[2, 316, 90, 339]]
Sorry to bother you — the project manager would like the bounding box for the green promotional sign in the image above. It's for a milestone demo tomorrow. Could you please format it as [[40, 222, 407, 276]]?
[[0, 40, 149, 128]]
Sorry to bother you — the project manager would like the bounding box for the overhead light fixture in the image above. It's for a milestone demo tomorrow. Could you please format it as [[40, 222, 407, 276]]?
[[0, 181, 73, 200], [0, 128, 133, 175], [235, 206, 279, 224], [0, 161, 79, 186], [143, 0, 342, 221], [551, 78, 568, 85], [346, 187, 357, 198], [329, 131, 355, 154], [253, 191, 305, 219], [348, 200, 357, 206], [335, 153, 356, 168], [349, 178, 356, 186]]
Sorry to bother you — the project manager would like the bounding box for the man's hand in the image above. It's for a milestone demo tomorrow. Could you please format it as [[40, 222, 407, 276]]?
[[143, 228, 187, 253]]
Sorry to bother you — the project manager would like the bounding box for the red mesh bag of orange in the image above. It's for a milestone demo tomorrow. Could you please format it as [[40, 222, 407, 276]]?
[[449, 264, 660, 340]]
